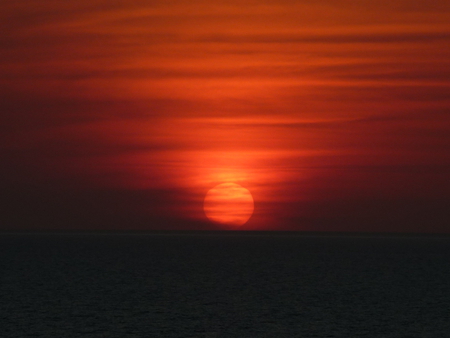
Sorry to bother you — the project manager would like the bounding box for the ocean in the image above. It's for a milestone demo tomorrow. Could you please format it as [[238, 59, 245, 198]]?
[[1, 232, 449, 337]]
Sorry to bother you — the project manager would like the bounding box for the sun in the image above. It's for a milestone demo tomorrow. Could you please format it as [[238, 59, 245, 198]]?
[[203, 183, 254, 227]]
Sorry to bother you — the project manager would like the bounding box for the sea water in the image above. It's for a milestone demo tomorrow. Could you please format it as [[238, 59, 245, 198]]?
[[1, 232, 449, 337]]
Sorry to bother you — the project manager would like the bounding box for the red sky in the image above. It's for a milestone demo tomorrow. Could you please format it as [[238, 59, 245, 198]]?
[[1, 0, 449, 232]]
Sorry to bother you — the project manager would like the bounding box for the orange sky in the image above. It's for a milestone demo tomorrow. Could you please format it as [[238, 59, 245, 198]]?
[[1, 0, 449, 231]]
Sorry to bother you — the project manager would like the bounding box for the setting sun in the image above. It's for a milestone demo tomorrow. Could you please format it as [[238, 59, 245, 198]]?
[[203, 183, 254, 227]]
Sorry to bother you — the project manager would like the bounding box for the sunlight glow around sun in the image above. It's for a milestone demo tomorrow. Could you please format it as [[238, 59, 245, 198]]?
[[203, 183, 254, 227]]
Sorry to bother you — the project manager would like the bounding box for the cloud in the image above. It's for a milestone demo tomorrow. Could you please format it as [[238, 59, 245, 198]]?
[[196, 31, 450, 44], [0, 184, 210, 231], [1, 0, 449, 232]]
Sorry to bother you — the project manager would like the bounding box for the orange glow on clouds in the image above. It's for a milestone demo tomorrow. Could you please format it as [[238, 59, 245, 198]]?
[[1, 0, 449, 231]]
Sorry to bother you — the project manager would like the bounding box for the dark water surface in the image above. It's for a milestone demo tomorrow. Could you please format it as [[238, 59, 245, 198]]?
[[1, 232, 449, 337]]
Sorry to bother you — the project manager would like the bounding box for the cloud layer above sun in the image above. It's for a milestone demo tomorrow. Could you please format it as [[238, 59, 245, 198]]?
[[1, 0, 449, 231]]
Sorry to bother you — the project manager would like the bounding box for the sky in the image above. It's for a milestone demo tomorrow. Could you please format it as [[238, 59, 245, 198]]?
[[1, 0, 449, 232]]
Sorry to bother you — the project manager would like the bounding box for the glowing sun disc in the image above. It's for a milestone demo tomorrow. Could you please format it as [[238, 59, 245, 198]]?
[[203, 183, 254, 226]]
